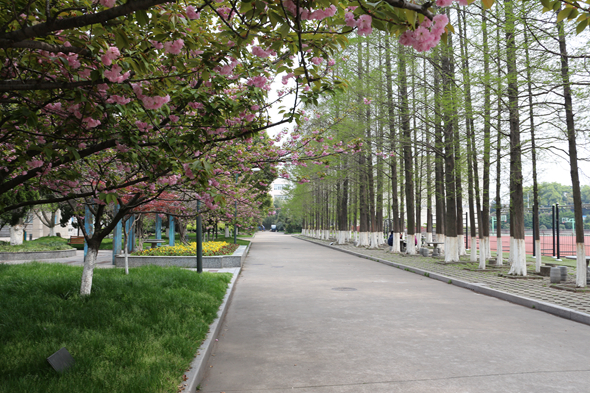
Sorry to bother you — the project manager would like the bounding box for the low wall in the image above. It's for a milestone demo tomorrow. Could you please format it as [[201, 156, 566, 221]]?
[[0, 249, 77, 261], [114, 244, 250, 268]]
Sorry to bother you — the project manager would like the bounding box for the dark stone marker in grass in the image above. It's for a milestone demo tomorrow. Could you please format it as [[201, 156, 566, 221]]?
[[47, 347, 75, 373]]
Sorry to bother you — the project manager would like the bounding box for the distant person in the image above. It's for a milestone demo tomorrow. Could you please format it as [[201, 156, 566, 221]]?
[[262, 225, 265, 231], [387, 231, 393, 247]]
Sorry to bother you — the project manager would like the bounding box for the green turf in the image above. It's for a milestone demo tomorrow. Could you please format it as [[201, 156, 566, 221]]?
[[0, 236, 73, 252], [0, 263, 231, 393]]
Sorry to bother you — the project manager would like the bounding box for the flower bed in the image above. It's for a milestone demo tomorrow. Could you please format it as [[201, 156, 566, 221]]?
[[133, 241, 239, 257]]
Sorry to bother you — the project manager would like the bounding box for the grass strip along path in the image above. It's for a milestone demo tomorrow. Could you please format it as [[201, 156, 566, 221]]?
[[0, 263, 231, 393]]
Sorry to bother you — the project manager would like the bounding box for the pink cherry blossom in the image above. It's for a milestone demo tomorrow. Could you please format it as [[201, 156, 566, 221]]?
[[252, 46, 271, 58], [345, 12, 357, 28], [186, 5, 200, 19], [433, 14, 449, 26], [100, 46, 120, 66], [163, 39, 184, 55], [99, 0, 116, 8], [311, 57, 323, 65], [436, 0, 453, 6], [357, 15, 372, 36], [247, 76, 267, 88]]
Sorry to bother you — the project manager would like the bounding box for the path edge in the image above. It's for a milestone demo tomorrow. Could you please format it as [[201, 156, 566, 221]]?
[[180, 267, 241, 392], [295, 236, 590, 327]]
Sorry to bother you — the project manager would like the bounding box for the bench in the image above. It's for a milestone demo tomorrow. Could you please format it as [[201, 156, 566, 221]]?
[[68, 236, 85, 245]]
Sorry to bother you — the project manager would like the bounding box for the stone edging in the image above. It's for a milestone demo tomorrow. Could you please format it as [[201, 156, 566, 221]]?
[[296, 236, 590, 327], [115, 242, 251, 268], [0, 248, 77, 261], [179, 267, 241, 392]]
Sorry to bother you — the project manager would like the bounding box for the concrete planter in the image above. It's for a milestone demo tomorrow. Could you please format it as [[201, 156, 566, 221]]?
[[114, 244, 250, 268], [0, 248, 77, 261]]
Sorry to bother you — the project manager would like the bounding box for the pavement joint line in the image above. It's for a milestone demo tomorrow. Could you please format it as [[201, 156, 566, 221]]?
[[180, 266, 241, 393], [295, 235, 590, 327], [198, 368, 590, 392]]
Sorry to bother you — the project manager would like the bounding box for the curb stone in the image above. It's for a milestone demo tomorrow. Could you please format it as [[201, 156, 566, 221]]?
[[179, 266, 241, 392], [296, 235, 590, 327]]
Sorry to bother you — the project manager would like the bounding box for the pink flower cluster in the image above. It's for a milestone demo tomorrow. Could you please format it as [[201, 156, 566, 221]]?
[[163, 39, 184, 55], [282, 72, 295, 85], [283, 1, 337, 21], [345, 14, 372, 36], [399, 14, 448, 52], [132, 83, 170, 110], [106, 95, 132, 105], [436, 0, 467, 5], [252, 46, 272, 58], [247, 76, 268, 88], [186, 5, 200, 19], [104, 64, 130, 83], [99, 0, 116, 7], [101, 46, 120, 66]]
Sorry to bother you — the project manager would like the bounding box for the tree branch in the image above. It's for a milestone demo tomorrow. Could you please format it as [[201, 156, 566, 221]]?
[[0, 40, 90, 55]]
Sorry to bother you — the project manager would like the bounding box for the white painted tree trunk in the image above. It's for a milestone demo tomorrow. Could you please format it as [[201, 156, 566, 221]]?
[[225, 227, 230, 237], [80, 247, 99, 295], [368, 232, 379, 248], [508, 236, 515, 265], [324, 229, 330, 240], [48, 226, 56, 237], [444, 236, 459, 262], [406, 237, 416, 255], [124, 244, 129, 275], [10, 225, 24, 245], [507, 238, 527, 276], [426, 232, 433, 243], [458, 234, 466, 256], [496, 237, 503, 266], [576, 243, 587, 288], [470, 237, 478, 262], [438, 234, 446, 254], [535, 240, 541, 273], [478, 237, 487, 269], [357, 232, 370, 247], [390, 232, 400, 253]]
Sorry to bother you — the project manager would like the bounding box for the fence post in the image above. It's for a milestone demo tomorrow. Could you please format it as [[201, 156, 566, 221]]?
[[552, 205, 556, 258], [556, 203, 561, 261]]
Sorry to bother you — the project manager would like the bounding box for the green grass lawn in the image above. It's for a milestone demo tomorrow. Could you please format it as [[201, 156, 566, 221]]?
[[0, 236, 73, 252], [0, 263, 231, 393]]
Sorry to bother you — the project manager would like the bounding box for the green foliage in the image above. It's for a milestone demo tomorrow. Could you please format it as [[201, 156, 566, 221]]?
[[0, 264, 231, 393]]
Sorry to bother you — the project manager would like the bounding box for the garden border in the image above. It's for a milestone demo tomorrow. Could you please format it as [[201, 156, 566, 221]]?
[[0, 249, 77, 261]]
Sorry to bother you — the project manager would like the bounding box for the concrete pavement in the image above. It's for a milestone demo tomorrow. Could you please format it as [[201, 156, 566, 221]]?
[[199, 232, 590, 393]]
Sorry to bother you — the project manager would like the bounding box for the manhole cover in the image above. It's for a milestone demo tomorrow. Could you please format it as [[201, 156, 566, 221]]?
[[332, 287, 357, 291]]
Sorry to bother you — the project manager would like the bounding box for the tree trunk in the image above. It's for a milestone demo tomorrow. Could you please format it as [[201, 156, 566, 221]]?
[[505, 0, 526, 275], [398, 44, 416, 255], [522, 9, 541, 272], [557, 16, 586, 287], [385, 36, 401, 253], [441, 28, 459, 262], [494, 3, 504, 267]]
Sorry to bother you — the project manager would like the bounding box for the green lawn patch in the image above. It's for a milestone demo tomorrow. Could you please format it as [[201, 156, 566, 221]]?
[[0, 263, 231, 393], [0, 236, 73, 252]]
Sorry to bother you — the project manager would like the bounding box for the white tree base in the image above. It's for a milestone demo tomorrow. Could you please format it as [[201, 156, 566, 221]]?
[[80, 248, 98, 295], [576, 243, 587, 288], [470, 236, 478, 262], [437, 234, 446, 254], [458, 234, 466, 255], [478, 237, 488, 269], [406, 235, 416, 255], [508, 238, 527, 276], [495, 237, 503, 266], [10, 225, 24, 245], [426, 232, 433, 243], [444, 236, 459, 262], [390, 232, 400, 253], [357, 232, 370, 247]]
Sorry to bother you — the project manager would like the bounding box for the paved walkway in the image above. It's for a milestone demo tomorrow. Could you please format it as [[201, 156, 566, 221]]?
[[200, 232, 590, 393], [300, 236, 590, 315]]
